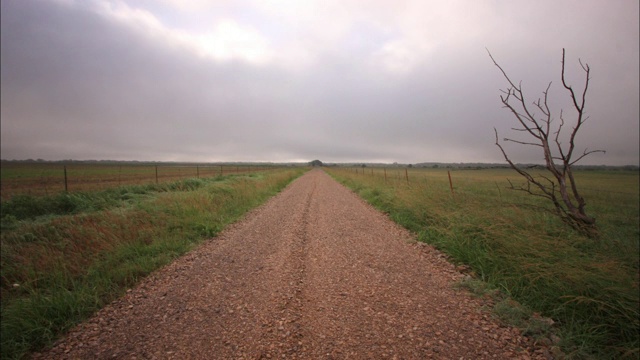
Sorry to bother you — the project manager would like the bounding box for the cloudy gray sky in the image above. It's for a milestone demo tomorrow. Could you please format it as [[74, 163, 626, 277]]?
[[1, 0, 638, 164]]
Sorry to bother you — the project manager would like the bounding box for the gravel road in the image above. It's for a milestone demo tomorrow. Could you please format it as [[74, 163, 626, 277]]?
[[35, 169, 549, 359]]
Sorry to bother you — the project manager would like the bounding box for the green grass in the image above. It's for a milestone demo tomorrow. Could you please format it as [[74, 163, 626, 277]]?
[[0, 177, 212, 221], [327, 167, 639, 359], [0, 168, 307, 359]]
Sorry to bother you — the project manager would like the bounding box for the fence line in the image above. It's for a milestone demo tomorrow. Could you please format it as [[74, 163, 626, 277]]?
[[0, 165, 282, 200], [342, 167, 459, 198], [339, 167, 638, 198]]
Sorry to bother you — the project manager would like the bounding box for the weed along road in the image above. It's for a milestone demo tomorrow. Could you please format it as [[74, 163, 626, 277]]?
[[35, 169, 548, 359]]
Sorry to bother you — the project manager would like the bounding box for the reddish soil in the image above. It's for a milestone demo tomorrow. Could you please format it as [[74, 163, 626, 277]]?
[[34, 169, 551, 359]]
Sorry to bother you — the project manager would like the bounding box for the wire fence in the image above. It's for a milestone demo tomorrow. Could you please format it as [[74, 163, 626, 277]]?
[[341, 166, 640, 197], [0, 164, 283, 200]]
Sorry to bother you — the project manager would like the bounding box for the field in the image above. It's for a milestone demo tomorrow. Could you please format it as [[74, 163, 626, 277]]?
[[0, 164, 307, 359], [0, 162, 278, 200], [1, 163, 637, 359], [326, 166, 639, 359]]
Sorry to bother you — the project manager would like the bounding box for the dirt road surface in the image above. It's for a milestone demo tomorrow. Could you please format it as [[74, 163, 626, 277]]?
[[35, 169, 550, 359]]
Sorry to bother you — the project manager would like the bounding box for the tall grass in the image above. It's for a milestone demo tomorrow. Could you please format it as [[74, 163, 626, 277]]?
[[0, 169, 306, 359], [327, 167, 639, 359]]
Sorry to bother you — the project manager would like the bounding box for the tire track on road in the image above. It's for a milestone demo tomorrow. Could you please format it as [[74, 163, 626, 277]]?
[[257, 172, 316, 358]]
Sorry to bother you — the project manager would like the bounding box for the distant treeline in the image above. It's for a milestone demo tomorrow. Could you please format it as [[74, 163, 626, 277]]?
[[2, 159, 637, 171], [323, 162, 639, 171], [0, 159, 303, 167]]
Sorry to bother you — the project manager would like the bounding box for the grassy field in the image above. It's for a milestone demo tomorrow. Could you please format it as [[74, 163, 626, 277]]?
[[0, 162, 278, 200], [0, 167, 307, 359], [326, 166, 639, 359]]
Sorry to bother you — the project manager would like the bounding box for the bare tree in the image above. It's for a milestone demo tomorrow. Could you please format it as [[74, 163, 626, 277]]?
[[488, 49, 604, 237]]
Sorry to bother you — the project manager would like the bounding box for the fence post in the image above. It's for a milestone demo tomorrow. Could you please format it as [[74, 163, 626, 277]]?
[[405, 168, 409, 184], [448, 170, 455, 196], [155, 166, 158, 184], [64, 166, 68, 192], [384, 168, 387, 183]]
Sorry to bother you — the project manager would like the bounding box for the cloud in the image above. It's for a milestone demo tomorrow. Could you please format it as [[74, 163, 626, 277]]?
[[1, 0, 638, 165], [90, 1, 274, 65]]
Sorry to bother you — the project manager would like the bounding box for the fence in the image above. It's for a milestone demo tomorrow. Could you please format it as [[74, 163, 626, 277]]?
[[349, 167, 457, 195], [0, 164, 281, 200], [339, 166, 639, 201]]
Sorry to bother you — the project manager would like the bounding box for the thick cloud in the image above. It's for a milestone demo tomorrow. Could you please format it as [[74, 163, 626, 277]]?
[[1, 0, 638, 164]]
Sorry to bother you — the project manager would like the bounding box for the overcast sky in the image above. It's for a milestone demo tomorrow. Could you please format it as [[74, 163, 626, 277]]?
[[1, 0, 638, 164]]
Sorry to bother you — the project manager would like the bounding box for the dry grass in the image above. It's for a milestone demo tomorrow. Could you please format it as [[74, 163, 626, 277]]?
[[0, 162, 281, 200]]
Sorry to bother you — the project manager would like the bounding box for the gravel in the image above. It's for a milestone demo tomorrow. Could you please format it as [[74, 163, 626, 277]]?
[[33, 169, 552, 359]]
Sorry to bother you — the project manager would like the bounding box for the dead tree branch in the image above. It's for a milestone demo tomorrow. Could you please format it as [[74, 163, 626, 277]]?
[[488, 49, 605, 237]]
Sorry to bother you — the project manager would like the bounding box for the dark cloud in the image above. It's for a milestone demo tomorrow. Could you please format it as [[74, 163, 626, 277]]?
[[1, 0, 638, 165]]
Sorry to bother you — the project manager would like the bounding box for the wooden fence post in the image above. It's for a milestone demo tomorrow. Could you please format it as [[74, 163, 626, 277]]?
[[64, 166, 68, 192], [384, 168, 387, 183], [405, 168, 409, 184], [155, 166, 158, 184], [448, 170, 455, 196]]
